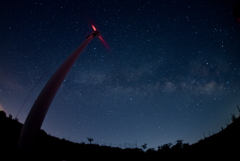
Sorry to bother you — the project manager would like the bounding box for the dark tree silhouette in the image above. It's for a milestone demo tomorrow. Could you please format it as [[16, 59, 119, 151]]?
[[231, 113, 236, 122], [141, 143, 147, 150], [8, 114, 12, 119], [146, 148, 156, 154], [182, 143, 189, 149], [14, 117, 19, 121], [176, 140, 183, 147], [0, 111, 6, 118], [171, 140, 183, 151], [87, 137, 94, 144], [161, 143, 172, 152]]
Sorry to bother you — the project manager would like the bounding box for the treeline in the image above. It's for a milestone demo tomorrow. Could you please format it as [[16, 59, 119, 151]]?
[[0, 109, 240, 160]]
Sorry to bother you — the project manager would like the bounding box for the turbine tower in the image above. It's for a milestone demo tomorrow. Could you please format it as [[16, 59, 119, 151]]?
[[18, 25, 107, 149]]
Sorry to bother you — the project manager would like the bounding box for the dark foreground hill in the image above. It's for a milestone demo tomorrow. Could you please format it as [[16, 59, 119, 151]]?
[[168, 112, 240, 160], [0, 111, 239, 160]]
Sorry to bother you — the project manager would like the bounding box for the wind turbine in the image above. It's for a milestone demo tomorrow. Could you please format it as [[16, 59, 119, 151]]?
[[89, 24, 110, 51], [18, 24, 109, 149]]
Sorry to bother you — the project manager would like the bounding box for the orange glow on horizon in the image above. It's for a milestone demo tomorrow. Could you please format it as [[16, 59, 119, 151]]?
[[0, 104, 5, 113]]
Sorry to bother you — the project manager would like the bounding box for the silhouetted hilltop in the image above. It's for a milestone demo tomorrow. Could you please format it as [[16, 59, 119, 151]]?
[[182, 113, 240, 160], [0, 111, 146, 160], [0, 110, 239, 160]]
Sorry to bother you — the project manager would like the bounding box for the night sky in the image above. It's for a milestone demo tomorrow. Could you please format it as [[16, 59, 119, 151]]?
[[0, 0, 240, 149]]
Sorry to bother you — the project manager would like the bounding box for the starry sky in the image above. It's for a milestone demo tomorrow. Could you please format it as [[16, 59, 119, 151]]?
[[0, 0, 240, 149]]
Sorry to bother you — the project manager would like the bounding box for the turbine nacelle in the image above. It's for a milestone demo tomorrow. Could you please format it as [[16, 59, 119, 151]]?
[[86, 24, 99, 38], [86, 24, 111, 51], [86, 30, 99, 38], [86, 30, 100, 38]]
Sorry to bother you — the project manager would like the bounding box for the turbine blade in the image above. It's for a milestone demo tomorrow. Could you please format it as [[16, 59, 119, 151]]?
[[98, 35, 111, 51], [91, 24, 97, 31]]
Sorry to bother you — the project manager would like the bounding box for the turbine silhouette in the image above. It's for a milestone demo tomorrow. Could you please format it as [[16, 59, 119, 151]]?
[[18, 25, 109, 149]]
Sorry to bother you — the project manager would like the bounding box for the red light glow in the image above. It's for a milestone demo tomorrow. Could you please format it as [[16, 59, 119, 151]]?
[[92, 24, 97, 31]]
